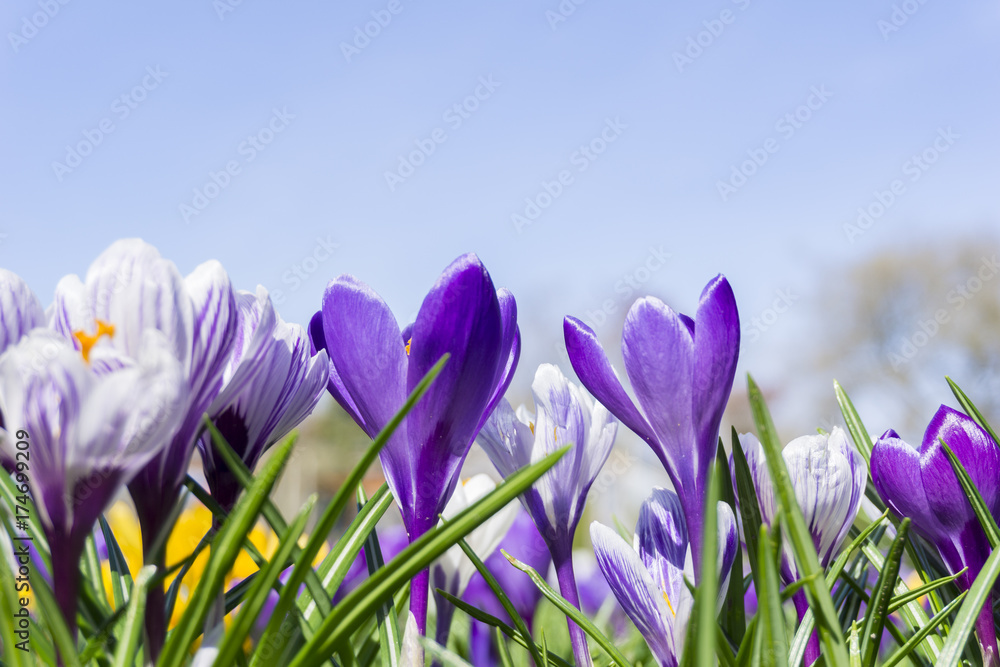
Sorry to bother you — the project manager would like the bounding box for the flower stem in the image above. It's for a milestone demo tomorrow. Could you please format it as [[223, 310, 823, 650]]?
[[50, 535, 80, 642], [792, 590, 820, 666], [552, 546, 592, 667], [976, 596, 1000, 667], [409, 567, 430, 636]]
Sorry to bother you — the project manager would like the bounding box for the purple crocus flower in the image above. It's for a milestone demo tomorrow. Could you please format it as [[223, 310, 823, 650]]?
[[0, 330, 183, 639], [871, 405, 1000, 666], [51, 239, 238, 655], [477, 362, 617, 665], [564, 275, 739, 574], [737, 427, 866, 665], [198, 286, 329, 512], [309, 253, 519, 633], [591, 488, 738, 667]]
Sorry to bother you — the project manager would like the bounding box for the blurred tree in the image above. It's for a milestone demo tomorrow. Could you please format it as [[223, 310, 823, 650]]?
[[811, 236, 1000, 432]]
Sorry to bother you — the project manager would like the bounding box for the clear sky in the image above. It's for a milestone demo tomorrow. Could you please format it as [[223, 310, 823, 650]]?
[[2, 0, 998, 430]]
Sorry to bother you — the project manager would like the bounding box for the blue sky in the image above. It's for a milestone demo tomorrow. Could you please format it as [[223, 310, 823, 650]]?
[[2, 0, 998, 428]]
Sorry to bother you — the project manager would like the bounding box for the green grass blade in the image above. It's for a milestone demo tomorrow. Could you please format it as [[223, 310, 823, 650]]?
[[495, 625, 516, 667], [834, 380, 873, 465], [731, 426, 763, 593], [940, 438, 1000, 548], [158, 435, 296, 667], [29, 570, 81, 666], [99, 514, 134, 610], [111, 564, 155, 667], [757, 522, 788, 667], [693, 462, 721, 666], [859, 518, 910, 666], [288, 445, 568, 667], [437, 591, 573, 667], [935, 543, 1000, 666], [888, 568, 966, 613], [715, 439, 745, 647], [215, 495, 315, 667], [747, 374, 849, 666], [882, 592, 967, 667], [357, 485, 401, 667], [849, 621, 861, 667], [502, 549, 631, 667], [946, 376, 1000, 447], [455, 536, 545, 667]]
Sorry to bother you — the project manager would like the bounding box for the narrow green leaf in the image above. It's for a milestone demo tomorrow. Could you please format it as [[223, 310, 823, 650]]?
[[849, 621, 862, 667], [860, 518, 910, 666], [0, 513, 28, 667], [288, 445, 569, 667], [215, 495, 315, 667], [504, 549, 631, 667], [495, 626, 516, 667], [254, 354, 449, 662], [731, 426, 763, 593], [456, 536, 545, 667], [694, 462, 721, 666], [936, 543, 1000, 666], [747, 374, 849, 666], [733, 613, 758, 666], [436, 591, 573, 667], [715, 439, 745, 646], [357, 485, 401, 667], [939, 438, 1000, 548], [834, 380, 873, 465], [158, 435, 295, 667], [946, 376, 1000, 447], [99, 514, 133, 610], [29, 571, 81, 667], [888, 568, 966, 613], [881, 592, 966, 667], [111, 565, 155, 667], [757, 522, 788, 667]]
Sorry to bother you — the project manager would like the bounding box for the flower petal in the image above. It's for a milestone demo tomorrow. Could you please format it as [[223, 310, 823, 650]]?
[[871, 429, 947, 544], [563, 316, 656, 446], [591, 522, 678, 667]]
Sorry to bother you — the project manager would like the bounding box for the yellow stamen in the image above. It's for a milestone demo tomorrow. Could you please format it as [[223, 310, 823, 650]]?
[[553, 427, 558, 443], [662, 590, 676, 617], [405, 338, 412, 356], [529, 422, 535, 435], [73, 320, 115, 362]]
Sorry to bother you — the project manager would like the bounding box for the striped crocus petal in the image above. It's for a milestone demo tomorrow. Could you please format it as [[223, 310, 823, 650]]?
[[51, 239, 238, 541], [591, 522, 681, 667], [739, 428, 865, 583], [478, 363, 618, 552], [0, 269, 45, 356], [0, 329, 183, 633], [199, 286, 329, 511]]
